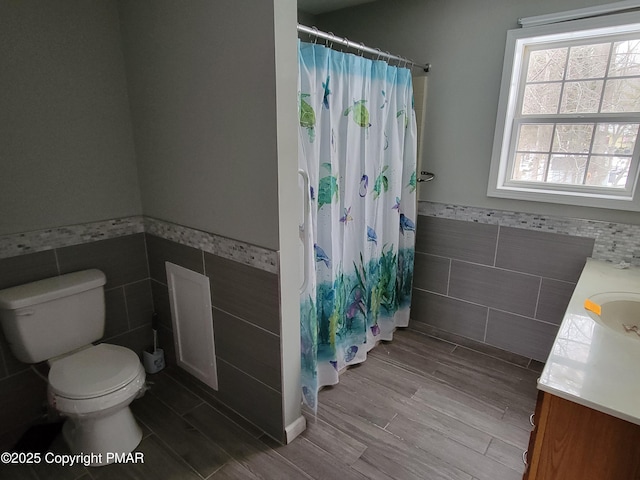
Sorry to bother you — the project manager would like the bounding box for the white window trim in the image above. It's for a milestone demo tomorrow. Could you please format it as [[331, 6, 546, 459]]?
[[488, 10, 640, 211]]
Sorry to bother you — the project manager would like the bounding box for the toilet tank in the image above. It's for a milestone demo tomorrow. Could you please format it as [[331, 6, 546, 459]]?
[[0, 269, 106, 363]]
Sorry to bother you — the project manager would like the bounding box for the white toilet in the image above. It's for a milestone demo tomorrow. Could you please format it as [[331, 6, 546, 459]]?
[[0, 269, 146, 466]]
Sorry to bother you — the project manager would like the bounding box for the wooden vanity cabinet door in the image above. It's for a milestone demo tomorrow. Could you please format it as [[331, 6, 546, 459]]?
[[523, 390, 548, 480], [526, 392, 640, 480]]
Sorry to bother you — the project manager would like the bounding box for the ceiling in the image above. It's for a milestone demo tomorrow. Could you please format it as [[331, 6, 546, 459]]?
[[297, 0, 378, 15]]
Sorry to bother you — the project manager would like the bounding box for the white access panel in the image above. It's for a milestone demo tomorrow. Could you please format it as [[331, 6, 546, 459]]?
[[166, 262, 218, 390]]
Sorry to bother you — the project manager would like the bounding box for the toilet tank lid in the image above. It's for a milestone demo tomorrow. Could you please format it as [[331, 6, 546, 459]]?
[[0, 269, 106, 310]]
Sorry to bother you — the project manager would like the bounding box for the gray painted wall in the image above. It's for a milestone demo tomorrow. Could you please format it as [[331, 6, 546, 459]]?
[[1, 0, 287, 250], [0, 0, 142, 235], [315, 0, 640, 225], [297, 9, 318, 25], [118, 0, 282, 250]]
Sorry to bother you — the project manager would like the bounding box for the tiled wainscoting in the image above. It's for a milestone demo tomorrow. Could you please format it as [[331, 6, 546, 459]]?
[[0, 204, 637, 451], [411, 212, 596, 362], [0, 233, 153, 450], [419, 202, 640, 266], [145, 235, 285, 441], [0, 220, 285, 450]]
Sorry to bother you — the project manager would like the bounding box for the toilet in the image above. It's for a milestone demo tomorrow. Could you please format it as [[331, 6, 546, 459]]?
[[0, 269, 146, 466]]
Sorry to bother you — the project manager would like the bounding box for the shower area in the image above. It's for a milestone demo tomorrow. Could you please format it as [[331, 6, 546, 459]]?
[[296, 23, 431, 410]]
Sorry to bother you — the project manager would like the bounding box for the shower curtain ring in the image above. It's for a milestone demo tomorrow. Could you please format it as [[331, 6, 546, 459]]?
[[343, 37, 349, 52], [375, 48, 382, 60], [311, 26, 319, 44], [327, 32, 334, 49]]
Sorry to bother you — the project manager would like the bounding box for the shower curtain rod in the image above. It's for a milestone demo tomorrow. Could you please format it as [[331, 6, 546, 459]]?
[[297, 24, 430, 73]]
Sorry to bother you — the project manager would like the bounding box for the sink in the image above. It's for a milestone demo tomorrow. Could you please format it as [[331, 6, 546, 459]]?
[[586, 292, 640, 339]]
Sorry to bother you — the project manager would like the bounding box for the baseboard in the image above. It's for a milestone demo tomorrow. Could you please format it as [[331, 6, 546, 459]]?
[[284, 415, 306, 444]]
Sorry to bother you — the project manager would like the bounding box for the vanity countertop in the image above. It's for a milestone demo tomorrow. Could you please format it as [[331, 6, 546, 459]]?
[[538, 258, 640, 425]]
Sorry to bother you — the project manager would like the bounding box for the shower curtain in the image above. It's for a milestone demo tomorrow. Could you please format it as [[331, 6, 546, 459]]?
[[298, 40, 418, 410]]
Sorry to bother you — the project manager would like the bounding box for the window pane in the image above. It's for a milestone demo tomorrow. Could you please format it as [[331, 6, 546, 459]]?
[[560, 80, 603, 113], [586, 156, 631, 188], [523, 83, 562, 114], [566, 43, 610, 79], [592, 123, 639, 155], [548, 155, 588, 184], [602, 78, 640, 112], [516, 124, 554, 152], [527, 48, 567, 82], [513, 153, 548, 181], [494, 24, 640, 206], [609, 40, 640, 77], [552, 124, 593, 153]]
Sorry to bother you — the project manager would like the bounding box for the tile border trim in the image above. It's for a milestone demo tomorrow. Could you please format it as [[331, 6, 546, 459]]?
[[418, 201, 640, 266], [4, 203, 637, 270], [144, 217, 277, 274], [0, 216, 278, 273], [0, 216, 146, 259]]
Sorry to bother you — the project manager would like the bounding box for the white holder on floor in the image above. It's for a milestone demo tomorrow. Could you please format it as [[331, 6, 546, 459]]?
[[143, 348, 165, 374]]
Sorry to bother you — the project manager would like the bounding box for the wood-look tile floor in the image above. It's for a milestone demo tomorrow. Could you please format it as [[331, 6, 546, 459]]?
[[0, 328, 540, 480]]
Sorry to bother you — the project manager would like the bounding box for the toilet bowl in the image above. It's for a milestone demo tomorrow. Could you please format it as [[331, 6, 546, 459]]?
[[47, 344, 146, 465], [0, 270, 147, 465]]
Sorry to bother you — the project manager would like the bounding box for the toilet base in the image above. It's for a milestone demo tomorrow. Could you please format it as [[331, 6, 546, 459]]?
[[62, 406, 142, 466]]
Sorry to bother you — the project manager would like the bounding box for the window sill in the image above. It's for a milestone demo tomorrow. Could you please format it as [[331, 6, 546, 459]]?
[[487, 183, 640, 211]]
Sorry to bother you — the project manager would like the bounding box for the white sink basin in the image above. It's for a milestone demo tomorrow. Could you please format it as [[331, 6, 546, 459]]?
[[586, 292, 640, 339]]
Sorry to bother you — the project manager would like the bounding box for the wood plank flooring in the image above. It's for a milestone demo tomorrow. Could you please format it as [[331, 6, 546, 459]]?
[[0, 327, 539, 480]]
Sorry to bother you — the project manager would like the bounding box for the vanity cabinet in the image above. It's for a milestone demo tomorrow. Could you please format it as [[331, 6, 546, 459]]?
[[523, 390, 640, 480]]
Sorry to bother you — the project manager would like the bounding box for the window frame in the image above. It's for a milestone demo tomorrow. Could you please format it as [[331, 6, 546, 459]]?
[[488, 11, 640, 211]]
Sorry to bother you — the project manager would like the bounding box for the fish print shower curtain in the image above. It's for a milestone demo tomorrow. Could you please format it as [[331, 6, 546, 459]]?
[[298, 40, 418, 410]]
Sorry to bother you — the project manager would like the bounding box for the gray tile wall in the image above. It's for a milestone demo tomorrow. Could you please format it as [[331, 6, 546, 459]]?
[[411, 216, 595, 362], [0, 230, 286, 450], [419, 201, 640, 266], [0, 233, 153, 451], [0, 206, 618, 450], [145, 234, 285, 442]]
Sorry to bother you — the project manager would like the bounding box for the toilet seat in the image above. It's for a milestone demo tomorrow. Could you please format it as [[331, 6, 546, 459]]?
[[49, 344, 141, 399]]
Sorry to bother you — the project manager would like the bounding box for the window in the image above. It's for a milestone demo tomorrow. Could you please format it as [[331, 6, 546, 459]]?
[[488, 11, 640, 211]]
